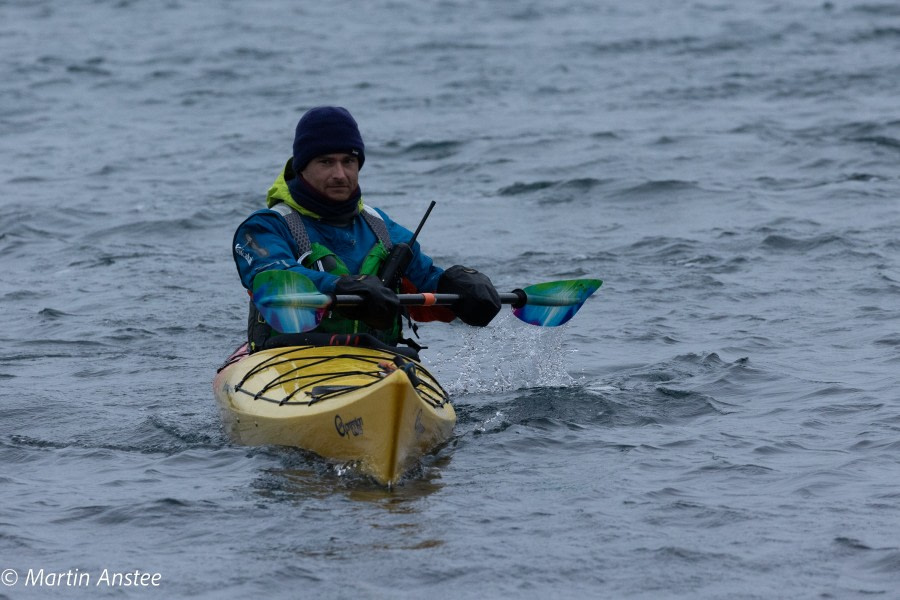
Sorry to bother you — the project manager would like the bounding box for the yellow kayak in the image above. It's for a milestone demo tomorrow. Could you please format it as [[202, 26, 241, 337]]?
[[213, 342, 455, 486]]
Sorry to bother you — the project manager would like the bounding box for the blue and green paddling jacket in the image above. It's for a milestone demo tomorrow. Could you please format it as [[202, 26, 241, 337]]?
[[232, 165, 445, 345]]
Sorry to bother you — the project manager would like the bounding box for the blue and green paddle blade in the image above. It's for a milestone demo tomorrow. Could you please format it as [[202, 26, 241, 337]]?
[[512, 279, 602, 327], [252, 270, 327, 333]]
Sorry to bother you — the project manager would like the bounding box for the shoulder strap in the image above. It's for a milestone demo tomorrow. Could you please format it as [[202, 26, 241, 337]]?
[[360, 205, 393, 252], [271, 203, 311, 256]]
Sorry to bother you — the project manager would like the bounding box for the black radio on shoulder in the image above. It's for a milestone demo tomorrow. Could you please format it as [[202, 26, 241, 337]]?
[[378, 201, 436, 288]]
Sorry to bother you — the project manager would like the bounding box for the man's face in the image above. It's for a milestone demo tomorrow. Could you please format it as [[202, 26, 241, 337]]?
[[300, 153, 360, 202]]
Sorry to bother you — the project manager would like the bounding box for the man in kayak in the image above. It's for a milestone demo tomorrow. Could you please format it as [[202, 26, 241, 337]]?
[[232, 106, 501, 353]]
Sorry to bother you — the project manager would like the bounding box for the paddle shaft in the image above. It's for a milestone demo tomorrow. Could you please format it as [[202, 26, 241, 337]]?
[[253, 272, 601, 329], [343, 291, 527, 306], [260, 290, 588, 310]]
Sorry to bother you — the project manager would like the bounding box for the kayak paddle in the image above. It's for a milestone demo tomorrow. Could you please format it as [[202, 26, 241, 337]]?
[[252, 270, 601, 334]]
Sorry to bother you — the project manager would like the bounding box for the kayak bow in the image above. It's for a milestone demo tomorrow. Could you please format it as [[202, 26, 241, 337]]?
[[213, 343, 455, 486]]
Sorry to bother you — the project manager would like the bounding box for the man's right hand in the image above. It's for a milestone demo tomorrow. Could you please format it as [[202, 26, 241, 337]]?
[[333, 275, 400, 330]]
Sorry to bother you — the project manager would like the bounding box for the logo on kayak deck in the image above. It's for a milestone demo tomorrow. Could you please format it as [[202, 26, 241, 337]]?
[[335, 414, 363, 437], [414, 409, 425, 436]]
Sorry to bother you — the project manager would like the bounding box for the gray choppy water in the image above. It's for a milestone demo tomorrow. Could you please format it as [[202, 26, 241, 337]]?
[[2, 1, 899, 598]]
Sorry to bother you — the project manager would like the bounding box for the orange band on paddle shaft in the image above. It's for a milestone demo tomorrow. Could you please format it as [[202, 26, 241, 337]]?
[[420, 293, 437, 306]]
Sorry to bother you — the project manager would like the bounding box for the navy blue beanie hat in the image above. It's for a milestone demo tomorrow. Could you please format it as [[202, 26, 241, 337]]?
[[292, 106, 365, 174]]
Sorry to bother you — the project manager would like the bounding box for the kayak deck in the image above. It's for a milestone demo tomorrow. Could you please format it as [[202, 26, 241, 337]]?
[[213, 344, 455, 486]]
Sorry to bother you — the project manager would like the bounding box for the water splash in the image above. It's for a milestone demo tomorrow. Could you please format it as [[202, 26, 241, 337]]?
[[474, 410, 507, 434], [437, 313, 577, 395]]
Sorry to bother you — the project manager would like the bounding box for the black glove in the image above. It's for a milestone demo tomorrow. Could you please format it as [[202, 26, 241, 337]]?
[[333, 275, 400, 330], [437, 265, 501, 327]]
